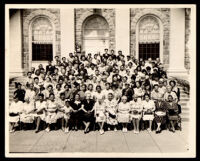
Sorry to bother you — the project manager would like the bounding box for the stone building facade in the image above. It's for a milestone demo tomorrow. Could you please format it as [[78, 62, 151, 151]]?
[[9, 8, 191, 78]]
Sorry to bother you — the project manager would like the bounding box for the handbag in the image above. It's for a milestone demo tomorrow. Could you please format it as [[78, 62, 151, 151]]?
[[9, 113, 18, 117], [109, 112, 116, 119]]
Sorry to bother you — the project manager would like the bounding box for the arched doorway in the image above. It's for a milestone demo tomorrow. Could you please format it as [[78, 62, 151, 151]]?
[[82, 15, 109, 55]]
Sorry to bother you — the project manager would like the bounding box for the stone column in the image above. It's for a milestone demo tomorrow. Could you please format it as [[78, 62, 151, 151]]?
[[168, 8, 188, 78], [115, 8, 130, 56], [60, 8, 75, 59], [9, 10, 23, 77]]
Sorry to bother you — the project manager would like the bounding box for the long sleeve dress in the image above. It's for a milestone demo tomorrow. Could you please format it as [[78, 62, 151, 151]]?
[[117, 102, 130, 123], [154, 101, 167, 124], [104, 99, 118, 125]]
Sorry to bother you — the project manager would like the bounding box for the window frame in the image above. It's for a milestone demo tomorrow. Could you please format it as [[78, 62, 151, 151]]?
[[136, 14, 163, 63], [29, 16, 55, 70]]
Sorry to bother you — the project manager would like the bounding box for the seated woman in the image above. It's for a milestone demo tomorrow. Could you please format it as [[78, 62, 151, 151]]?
[[9, 96, 23, 133], [104, 93, 118, 132], [165, 95, 179, 133], [142, 93, 156, 132], [57, 93, 72, 133], [117, 96, 130, 132], [34, 93, 47, 133], [68, 94, 83, 131], [154, 96, 167, 134], [94, 98, 106, 135], [45, 93, 58, 132], [129, 95, 143, 134], [81, 93, 95, 134]]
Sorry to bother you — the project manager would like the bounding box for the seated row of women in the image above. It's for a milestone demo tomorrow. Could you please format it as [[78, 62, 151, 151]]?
[[9, 92, 180, 135]]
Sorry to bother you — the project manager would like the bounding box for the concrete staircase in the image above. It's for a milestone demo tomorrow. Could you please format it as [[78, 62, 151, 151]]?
[[9, 76, 190, 122], [178, 86, 190, 122]]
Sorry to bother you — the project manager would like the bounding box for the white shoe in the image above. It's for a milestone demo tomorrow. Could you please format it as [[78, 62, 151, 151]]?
[[64, 128, 69, 133], [124, 128, 128, 132], [122, 128, 125, 133], [100, 130, 104, 135], [45, 127, 50, 132], [133, 130, 137, 134], [147, 128, 151, 132], [114, 128, 117, 132], [136, 130, 139, 134], [108, 127, 110, 131]]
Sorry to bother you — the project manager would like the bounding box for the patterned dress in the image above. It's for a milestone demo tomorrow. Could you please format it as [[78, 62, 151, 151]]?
[[94, 101, 106, 123], [34, 100, 46, 121], [117, 102, 130, 123], [104, 99, 118, 125]]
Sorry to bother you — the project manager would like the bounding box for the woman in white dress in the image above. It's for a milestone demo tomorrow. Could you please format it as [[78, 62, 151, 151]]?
[[104, 93, 118, 131], [142, 94, 156, 132], [45, 93, 58, 132], [117, 96, 130, 132], [134, 81, 144, 102], [20, 83, 36, 125], [9, 96, 23, 133], [57, 93, 72, 133], [94, 98, 106, 135], [129, 95, 143, 134], [34, 93, 47, 133]]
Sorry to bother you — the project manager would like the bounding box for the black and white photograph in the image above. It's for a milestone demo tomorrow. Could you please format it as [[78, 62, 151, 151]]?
[[5, 4, 196, 157]]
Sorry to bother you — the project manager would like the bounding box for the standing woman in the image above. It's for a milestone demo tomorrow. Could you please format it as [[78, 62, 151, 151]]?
[[34, 93, 47, 133], [45, 93, 58, 132], [129, 95, 143, 134], [69, 94, 82, 131], [81, 93, 95, 133], [165, 95, 179, 132], [94, 98, 106, 135], [9, 96, 24, 132], [14, 83, 26, 102], [104, 93, 118, 132], [142, 94, 156, 132], [20, 83, 36, 126], [117, 96, 130, 132]]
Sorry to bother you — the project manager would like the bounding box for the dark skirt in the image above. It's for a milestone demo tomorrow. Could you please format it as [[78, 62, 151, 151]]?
[[154, 115, 166, 124], [82, 111, 94, 122]]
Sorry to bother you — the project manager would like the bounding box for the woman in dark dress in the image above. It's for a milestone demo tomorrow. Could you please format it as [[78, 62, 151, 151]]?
[[81, 93, 95, 134], [14, 83, 26, 102], [154, 97, 167, 134], [69, 94, 83, 131], [165, 95, 179, 133]]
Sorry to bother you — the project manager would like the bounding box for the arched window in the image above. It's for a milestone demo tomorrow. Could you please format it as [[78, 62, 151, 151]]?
[[82, 15, 109, 55], [31, 17, 53, 61], [138, 16, 160, 61]]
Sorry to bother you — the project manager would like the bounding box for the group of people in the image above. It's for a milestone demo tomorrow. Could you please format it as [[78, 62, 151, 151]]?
[[9, 49, 181, 135]]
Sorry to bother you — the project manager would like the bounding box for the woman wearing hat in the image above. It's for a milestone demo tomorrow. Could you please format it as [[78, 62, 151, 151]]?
[[104, 93, 118, 131], [117, 96, 130, 132], [9, 96, 24, 132], [142, 94, 156, 132], [129, 95, 143, 134]]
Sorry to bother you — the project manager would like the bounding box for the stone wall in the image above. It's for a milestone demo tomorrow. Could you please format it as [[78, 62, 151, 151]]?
[[185, 8, 191, 70], [75, 8, 115, 53], [22, 9, 60, 73], [130, 8, 170, 68]]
